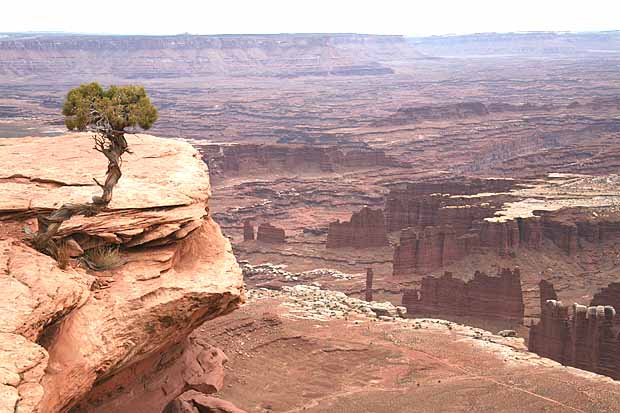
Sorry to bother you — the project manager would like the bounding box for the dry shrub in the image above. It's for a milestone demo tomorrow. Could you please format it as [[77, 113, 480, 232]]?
[[52, 241, 71, 270], [82, 245, 123, 271]]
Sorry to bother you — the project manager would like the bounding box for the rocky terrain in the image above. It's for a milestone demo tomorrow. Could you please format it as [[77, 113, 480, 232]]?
[[0, 134, 244, 413], [2, 30, 620, 411], [196, 284, 620, 412]]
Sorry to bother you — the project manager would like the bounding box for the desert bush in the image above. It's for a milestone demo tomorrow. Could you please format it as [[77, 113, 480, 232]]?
[[82, 245, 124, 271], [52, 241, 71, 270]]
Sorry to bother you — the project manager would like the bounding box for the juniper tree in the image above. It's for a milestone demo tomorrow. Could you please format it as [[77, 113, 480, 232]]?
[[32, 83, 158, 255]]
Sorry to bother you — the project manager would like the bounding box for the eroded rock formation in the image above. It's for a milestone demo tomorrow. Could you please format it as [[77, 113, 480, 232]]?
[[165, 390, 248, 413], [393, 226, 479, 275], [529, 300, 620, 380], [326, 207, 389, 249], [243, 220, 255, 241], [538, 208, 620, 255], [199, 143, 405, 178], [388, 177, 620, 276], [591, 282, 620, 311], [257, 223, 286, 243], [384, 179, 516, 233], [539, 279, 558, 312], [0, 134, 244, 413], [402, 269, 524, 321]]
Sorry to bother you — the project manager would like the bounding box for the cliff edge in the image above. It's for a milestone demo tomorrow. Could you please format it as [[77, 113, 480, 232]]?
[[0, 133, 244, 412]]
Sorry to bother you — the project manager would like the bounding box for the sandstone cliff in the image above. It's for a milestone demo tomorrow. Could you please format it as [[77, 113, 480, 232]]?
[[402, 269, 524, 321], [0, 33, 420, 81], [591, 282, 620, 312], [0, 133, 244, 413], [326, 207, 389, 249], [529, 300, 620, 380], [199, 143, 406, 178], [256, 223, 285, 243]]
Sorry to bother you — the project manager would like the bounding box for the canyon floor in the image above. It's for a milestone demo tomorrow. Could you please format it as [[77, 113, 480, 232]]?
[[201, 287, 620, 413], [2, 32, 620, 412]]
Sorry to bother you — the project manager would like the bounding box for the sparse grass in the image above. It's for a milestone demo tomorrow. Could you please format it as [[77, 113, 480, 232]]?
[[82, 245, 124, 271], [52, 241, 71, 270]]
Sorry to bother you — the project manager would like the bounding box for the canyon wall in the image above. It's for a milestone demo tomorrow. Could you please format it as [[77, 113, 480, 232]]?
[[0, 33, 421, 81], [243, 220, 255, 241], [199, 143, 406, 178], [539, 279, 558, 312], [0, 134, 244, 413], [402, 269, 524, 321], [377, 101, 556, 126], [392, 217, 543, 275], [384, 179, 513, 233], [326, 207, 389, 249], [388, 180, 620, 276], [591, 282, 620, 311], [540, 209, 620, 255], [257, 223, 286, 243], [393, 226, 479, 275], [528, 300, 620, 380]]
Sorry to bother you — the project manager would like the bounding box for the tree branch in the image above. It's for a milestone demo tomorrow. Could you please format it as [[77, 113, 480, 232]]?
[[32, 109, 130, 256]]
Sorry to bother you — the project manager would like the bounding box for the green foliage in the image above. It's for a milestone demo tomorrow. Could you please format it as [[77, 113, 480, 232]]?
[[62, 82, 158, 132]]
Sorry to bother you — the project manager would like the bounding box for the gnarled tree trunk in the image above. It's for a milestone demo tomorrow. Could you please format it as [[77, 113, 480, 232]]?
[[33, 132, 129, 256]]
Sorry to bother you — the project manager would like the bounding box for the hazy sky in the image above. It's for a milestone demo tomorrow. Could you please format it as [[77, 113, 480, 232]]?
[[2, 0, 619, 36]]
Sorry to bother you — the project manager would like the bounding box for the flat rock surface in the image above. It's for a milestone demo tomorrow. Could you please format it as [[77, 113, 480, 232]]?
[[0, 133, 210, 213]]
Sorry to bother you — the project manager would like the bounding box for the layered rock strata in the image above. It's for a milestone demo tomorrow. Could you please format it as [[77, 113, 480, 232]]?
[[326, 207, 389, 249], [199, 143, 406, 178], [538, 209, 620, 255], [165, 390, 247, 413], [256, 223, 286, 243], [384, 178, 515, 232], [389, 177, 620, 276], [539, 279, 558, 312], [591, 283, 620, 309], [528, 300, 620, 380], [0, 133, 244, 413], [243, 220, 255, 241], [402, 268, 524, 321], [393, 226, 480, 275]]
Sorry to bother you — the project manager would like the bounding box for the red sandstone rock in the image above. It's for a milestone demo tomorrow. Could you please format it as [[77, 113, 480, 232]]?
[[365, 268, 374, 302], [402, 268, 524, 321], [479, 220, 520, 256], [257, 223, 286, 243], [393, 226, 478, 275], [539, 279, 558, 312], [532, 209, 620, 255], [380, 101, 490, 126], [385, 193, 442, 232], [326, 207, 388, 249], [165, 390, 248, 413], [590, 282, 620, 314], [529, 300, 620, 380], [0, 134, 244, 413], [243, 220, 255, 241], [517, 216, 543, 248], [541, 218, 578, 255], [384, 178, 515, 233], [199, 143, 403, 178], [69, 337, 229, 413]]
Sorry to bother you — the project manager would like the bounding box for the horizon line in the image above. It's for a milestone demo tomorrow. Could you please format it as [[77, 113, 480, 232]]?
[[2, 29, 620, 39]]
